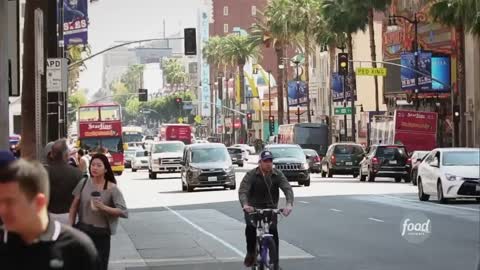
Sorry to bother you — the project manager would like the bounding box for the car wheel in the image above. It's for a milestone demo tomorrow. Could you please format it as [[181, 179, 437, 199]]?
[[394, 177, 402, 183], [132, 168, 137, 172], [437, 181, 448, 204], [353, 173, 358, 178], [304, 179, 311, 187], [404, 175, 411, 183], [151, 173, 157, 180], [418, 178, 430, 201], [476, 198, 480, 203], [239, 163, 244, 167], [229, 183, 236, 190], [367, 169, 375, 182], [187, 185, 194, 192]]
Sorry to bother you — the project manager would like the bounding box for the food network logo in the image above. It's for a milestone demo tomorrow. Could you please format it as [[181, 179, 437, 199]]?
[[400, 213, 432, 244], [87, 123, 112, 130]]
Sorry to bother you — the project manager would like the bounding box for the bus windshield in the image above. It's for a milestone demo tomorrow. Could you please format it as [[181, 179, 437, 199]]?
[[79, 107, 99, 122], [100, 106, 121, 121], [80, 137, 123, 154]]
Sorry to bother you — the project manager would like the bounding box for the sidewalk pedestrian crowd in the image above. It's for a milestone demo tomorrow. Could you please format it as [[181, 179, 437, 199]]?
[[0, 138, 128, 270]]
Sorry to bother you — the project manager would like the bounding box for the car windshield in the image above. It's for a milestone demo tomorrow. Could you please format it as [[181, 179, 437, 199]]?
[[376, 146, 407, 159], [191, 147, 230, 163], [303, 149, 317, 156], [124, 150, 136, 158], [334, 145, 363, 155], [124, 133, 143, 143], [136, 151, 146, 157], [228, 148, 242, 154], [268, 147, 306, 161], [443, 151, 480, 166], [153, 143, 184, 153]]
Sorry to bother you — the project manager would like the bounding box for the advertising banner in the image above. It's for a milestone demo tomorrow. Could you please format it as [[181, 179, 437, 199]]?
[[394, 110, 438, 151], [431, 56, 451, 91], [331, 72, 344, 102], [63, 0, 89, 46], [401, 52, 432, 92], [417, 52, 432, 90], [288, 81, 307, 106], [199, 10, 211, 116], [400, 52, 416, 91], [79, 122, 122, 138]]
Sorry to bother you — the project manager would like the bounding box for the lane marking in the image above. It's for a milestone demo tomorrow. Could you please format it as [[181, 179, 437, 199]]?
[[368, 217, 385, 223], [163, 206, 245, 258], [329, 208, 343, 212], [298, 201, 310, 204], [380, 195, 480, 212]]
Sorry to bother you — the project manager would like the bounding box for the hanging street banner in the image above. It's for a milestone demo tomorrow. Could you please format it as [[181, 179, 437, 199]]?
[[287, 80, 307, 107], [199, 10, 211, 116], [63, 0, 89, 46]]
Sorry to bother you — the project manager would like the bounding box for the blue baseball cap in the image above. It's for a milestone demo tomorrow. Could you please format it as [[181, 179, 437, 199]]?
[[0, 150, 16, 168], [259, 150, 274, 161]]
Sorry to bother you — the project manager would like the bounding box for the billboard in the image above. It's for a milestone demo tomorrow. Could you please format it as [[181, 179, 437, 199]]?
[[63, 0, 89, 46], [287, 80, 307, 106]]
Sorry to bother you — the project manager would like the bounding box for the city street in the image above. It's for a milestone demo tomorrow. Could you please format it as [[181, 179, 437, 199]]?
[[109, 156, 480, 270]]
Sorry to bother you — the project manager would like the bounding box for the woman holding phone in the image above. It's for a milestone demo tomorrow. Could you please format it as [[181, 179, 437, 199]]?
[[69, 153, 128, 270]]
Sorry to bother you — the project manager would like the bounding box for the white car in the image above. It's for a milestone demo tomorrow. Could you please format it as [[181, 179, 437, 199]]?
[[416, 148, 480, 203], [232, 144, 255, 155], [148, 141, 185, 179], [131, 150, 150, 172]]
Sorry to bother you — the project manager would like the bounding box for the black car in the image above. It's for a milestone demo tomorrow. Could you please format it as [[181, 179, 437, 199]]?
[[321, 143, 365, 178], [359, 144, 410, 182], [181, 143, 236, 192], [227, 147, 245, 167], [264, 144, 310, 186], [409, 150, 430, 185]]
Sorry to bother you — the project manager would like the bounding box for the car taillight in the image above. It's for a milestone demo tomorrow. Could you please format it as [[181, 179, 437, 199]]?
[[407, 158, 412, 165], [314, 156, 321, 162], [372, 157, 379, 164], [331, 155, 336, 164]]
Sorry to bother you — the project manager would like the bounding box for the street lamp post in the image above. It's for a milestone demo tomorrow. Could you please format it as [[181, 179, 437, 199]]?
[[388, 13, 420, 110], [294, 60, 301, 124]]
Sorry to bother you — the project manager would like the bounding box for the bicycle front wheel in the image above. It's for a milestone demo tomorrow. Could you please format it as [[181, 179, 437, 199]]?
[[258, 237, 278, 270]]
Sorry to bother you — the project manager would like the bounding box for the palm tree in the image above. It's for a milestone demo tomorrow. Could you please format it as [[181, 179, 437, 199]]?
[[347, 0, 391, 112], [290, 0, 320, 123], [321, 0, 368, 139], [223, 34, 260, 142], [250, 0, 297, 125], [430, 0, 479, 146]]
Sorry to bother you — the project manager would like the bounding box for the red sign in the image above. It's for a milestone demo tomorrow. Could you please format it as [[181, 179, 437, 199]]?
[[234, 119, 241, 129], [79, 121, 122, 138], [161, 125, 192, 144]]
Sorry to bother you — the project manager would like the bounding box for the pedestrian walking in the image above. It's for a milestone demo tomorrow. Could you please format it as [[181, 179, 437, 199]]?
[[45, 139, 84, 225], [0, 159, 99, 270], [78, 149, 90, 177], [69, 153, 128, 270]]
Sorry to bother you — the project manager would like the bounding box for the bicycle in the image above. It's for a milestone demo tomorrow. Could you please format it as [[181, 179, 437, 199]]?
[[248, 208, 284, 270]]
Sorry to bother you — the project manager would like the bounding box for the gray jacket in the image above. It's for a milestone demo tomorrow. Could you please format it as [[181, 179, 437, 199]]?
[[238, 167, 294, 209]]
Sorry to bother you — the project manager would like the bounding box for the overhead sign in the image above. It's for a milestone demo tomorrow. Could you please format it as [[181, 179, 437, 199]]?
[[356, 67, 387, 77], [334, 107, 353, 115], [46, 58, 68, 92]]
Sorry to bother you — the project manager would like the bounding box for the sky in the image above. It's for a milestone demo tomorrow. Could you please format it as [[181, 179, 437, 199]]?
[[79, 0, 202, 96]]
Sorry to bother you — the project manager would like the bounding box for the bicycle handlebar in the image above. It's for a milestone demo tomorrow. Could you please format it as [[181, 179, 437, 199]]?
[[248, 208, 284, 215]]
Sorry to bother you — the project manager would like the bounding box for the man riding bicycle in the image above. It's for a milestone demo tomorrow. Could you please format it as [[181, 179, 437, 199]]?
[[238, 150, 294, 269]]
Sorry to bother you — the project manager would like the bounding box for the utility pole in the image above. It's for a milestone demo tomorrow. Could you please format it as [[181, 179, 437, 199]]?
[[0, 0, 8, 149], [47, 0, 61, 142]]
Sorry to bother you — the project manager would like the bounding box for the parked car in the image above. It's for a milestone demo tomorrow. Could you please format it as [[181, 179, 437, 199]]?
[[359, 144, 410, 182], [232, 144, 255, 155], [409, 150, 430, 186], [148, 141, 185, 179], [124, 147, 142, 168], [417, 148, 480, 203], [321, 143, 365, 178], [303, 149, 321, 173], [131, 150, 149, 172], [227, 147, 246, 167], [181, 143, 236, 192], [263, 144, 310, 186]]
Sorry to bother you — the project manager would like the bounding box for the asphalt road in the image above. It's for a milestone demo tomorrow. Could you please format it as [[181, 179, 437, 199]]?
[[109, 160, 480, 270]]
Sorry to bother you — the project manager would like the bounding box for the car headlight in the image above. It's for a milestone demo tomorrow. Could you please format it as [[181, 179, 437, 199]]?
[[302, 162, 309, 170], [445, 173, 463, 181], [224, 166, 234, 174], [153, 159, 159, 164], [190, 167, 201, 174]]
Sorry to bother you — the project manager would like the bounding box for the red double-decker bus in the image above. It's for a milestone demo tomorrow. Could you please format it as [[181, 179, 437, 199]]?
[[77, 102, 126, 175]]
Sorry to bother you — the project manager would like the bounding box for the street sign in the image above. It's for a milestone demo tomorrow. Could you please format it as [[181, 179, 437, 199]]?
[[356, 67, 387, 77], [334, 107, 353, 115], [183, 103, 193, 110], [194, 115, 202, 124], [46, 58, 67, 92]]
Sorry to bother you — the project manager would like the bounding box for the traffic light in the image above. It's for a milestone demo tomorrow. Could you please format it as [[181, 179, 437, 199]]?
[[138, 89, 148, 102], [175, 97, 183, 110], [269, 115, 275, 134], [184, 28, 197, 55], [246, 113, 253, 129], [338, 53, 348, 76]]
